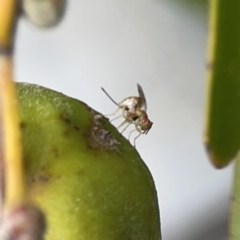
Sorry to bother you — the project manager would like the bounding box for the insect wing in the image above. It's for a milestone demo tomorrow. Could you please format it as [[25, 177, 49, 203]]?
[[137, 83, 147, 111]]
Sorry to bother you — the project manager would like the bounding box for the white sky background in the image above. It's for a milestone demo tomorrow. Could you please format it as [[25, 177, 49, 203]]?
[[15, 1, 232, 239]]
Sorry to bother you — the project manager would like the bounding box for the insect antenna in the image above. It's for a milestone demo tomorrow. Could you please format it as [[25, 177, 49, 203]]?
[[101, 87, 119, 106]]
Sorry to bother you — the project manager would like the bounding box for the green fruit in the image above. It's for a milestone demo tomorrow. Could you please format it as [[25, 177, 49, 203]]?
[[16, 82, 161, 240], [22, 0, 67, 28]]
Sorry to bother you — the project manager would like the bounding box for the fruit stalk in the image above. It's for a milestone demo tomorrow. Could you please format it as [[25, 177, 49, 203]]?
[[0, 0, 25, 211]]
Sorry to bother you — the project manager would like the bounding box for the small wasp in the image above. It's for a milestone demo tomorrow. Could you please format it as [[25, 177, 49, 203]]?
[[101, 84, 153, 147]]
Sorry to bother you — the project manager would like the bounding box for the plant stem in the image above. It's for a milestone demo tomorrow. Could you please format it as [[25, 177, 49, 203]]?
[[0, 0, 25, 211]]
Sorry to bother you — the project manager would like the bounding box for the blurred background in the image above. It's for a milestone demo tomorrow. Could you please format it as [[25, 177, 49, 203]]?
[[15, 0, 232, 239]]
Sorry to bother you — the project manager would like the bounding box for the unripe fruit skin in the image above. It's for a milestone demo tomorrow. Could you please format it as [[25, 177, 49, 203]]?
[[22, 0, 67, 28], [16, 82, 161, 240]]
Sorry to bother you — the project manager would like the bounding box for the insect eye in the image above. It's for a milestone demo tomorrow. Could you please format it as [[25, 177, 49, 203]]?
[[141, 118, 148, 124]]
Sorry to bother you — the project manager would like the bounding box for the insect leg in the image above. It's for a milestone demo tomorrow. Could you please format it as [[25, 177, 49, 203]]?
[[105, 107, 120, 117], [110, 114, 122, 122], [133, 132, 142, 147], [128, 129, 136, 140], [130, 126, 142, 147], [120, 122, 131, 134], [117, 119, 128, 130]]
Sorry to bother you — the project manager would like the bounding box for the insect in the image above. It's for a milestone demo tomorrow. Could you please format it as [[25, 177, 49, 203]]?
[[101, 84, 153, 147], [101, 83, 147, 119]]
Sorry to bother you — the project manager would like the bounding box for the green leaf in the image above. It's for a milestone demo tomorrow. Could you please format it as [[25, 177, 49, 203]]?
[[230, 153, 240, 240], [204, 0, 240, 168]]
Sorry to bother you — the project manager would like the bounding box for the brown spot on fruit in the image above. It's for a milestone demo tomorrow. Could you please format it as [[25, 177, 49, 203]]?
[[60, 114, 71, 125], [87, 113, 120, 151], [74, 126, 80, 131], [20, 122, 27, 129], [31, 172, 49, 184], [52, 148, 59, 158], [64, 126, 71, 136]]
